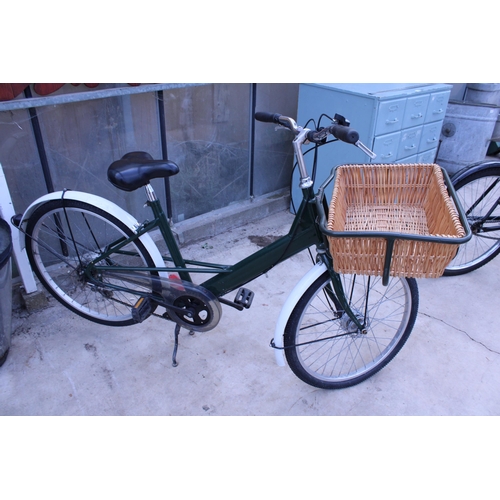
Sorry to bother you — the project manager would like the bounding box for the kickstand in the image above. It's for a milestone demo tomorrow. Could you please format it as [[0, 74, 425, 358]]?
[[172, 324, 181, 367]]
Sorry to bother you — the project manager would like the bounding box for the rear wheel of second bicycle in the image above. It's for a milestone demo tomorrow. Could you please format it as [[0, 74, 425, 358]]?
[[284, 272, 419, 389], [25, 199, 160, 326], [444, 166, 500, 276]]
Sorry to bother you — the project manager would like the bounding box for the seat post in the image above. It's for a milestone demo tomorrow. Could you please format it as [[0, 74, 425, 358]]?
[[143, 183, 192, 283], [144, 183, 158, 202]]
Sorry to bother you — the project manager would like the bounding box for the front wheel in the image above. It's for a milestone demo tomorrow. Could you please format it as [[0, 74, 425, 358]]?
[[284, 272, 419, 389]]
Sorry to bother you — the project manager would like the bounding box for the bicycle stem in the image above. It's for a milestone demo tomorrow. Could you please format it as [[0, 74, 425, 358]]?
[[293, 129, 313, 189]]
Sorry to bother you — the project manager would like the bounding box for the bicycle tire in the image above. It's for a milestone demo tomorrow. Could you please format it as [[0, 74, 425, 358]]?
[[25, 199, 160, 326], [284, 271, 419, 389], [444, 165, 500, 276]]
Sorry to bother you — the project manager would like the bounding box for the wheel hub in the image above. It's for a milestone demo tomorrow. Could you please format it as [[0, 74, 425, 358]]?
[[340, 308, 367, 334], [77, 262, 113, 298]]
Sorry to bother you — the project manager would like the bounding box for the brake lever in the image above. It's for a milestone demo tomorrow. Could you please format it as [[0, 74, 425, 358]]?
[[355, 140, 377, 159]]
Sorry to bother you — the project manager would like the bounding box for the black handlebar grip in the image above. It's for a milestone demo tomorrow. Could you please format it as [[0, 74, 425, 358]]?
[[330, 125, 359, 144], [255, 111, 282, 124]]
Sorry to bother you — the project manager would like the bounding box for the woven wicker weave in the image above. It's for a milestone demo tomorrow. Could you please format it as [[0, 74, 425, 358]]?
[[327, 164, 465, 278]]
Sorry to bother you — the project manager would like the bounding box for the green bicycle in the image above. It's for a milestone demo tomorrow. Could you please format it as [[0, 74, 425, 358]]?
[[18, 111, 428, 389]]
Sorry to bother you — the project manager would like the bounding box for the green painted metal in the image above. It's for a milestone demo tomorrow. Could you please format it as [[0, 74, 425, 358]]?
[[201, 187, 320, 297], [147, 199, 192, 282], [87, 185, 323, 297], [80, 175, 383, 333]]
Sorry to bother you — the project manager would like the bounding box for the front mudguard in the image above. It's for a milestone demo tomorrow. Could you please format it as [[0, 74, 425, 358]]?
[[272, 262, 327, 366]]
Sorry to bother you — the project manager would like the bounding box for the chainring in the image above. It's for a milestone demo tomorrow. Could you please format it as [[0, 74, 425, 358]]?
[[170, 291, 222, 332], [96, 269, 222, 332]]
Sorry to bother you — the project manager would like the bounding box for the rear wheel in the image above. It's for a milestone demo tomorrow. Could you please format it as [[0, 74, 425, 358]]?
[[284, 271, 419, 389], [25, 199, 160, 326], [444, 165, 500, 275]]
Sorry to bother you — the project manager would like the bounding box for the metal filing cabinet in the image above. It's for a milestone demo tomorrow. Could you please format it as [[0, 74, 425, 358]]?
[[291, 83, 452, 209]]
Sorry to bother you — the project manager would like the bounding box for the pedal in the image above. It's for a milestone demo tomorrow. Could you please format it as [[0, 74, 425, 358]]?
[[234, 288, 254, 309], [131, 296, 153, 323]]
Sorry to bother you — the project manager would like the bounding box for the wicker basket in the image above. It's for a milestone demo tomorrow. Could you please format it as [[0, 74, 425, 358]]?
[[327, 163, 466, 279]]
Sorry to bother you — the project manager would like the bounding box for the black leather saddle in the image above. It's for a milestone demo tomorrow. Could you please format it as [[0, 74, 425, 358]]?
[[107, 151, 179, 192]]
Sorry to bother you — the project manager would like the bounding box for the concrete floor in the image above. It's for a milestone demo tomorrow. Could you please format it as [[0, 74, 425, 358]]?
[[1, 209, 499, 416]]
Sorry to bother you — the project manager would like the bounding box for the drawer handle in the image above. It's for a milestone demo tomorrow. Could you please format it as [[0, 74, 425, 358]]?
[[427, 137, 437, 143], [404, 145, 416, 151], [381, 153, 393, 159], [411, 113, 423, 119], [385, 118, 399, 124], [433, 108, 444, 114]]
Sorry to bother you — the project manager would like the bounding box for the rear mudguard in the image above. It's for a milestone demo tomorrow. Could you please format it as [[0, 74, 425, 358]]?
[[18, 190, 167, 276], [272, 262, 327, 366]]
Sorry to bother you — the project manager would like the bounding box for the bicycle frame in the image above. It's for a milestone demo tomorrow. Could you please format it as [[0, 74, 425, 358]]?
[[84, 161, 373, 333], [87, 182, 326, 300], [82, 116, 377, 332]]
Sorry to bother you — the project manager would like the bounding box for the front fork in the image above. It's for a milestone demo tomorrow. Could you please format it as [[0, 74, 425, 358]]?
[[316, 246, 367, 334]]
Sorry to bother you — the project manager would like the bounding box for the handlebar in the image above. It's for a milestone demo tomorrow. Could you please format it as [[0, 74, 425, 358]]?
[[254, 111, 283, 124], [255, 111, 360, 146], [307, 125, 359, 145], [255, 110, 376, 160], [254, 110, 376, 189]]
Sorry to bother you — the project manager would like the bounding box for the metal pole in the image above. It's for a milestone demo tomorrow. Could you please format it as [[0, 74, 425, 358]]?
[[157, 90, 173, 221], [23, 87, 55, 193], [0, 83, 207, 113], [249, 83, 257, 199]]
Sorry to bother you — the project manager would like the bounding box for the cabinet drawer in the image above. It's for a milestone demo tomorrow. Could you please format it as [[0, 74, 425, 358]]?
[[402, 94, 430, 129], [372, 131, 401, 163], [420, 122, 442, 152], [418, 149, 437, 163], [395, 149, 437, 164], [396, 154, 418, 164], [425, 90, 450, 123], [398, 126, 422, 159], [374, 98, 406, 135]]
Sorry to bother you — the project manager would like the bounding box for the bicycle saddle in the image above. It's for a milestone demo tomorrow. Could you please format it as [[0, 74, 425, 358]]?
[[107, 151, 179, 192]]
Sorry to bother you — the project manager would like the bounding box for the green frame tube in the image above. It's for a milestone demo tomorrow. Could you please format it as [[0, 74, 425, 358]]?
[[90, 186, 323, 298], [86, 183, 368, 331]]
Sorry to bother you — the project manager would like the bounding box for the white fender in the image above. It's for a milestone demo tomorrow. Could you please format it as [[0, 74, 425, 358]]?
[[19, 191, 167, 275], [273, 262, 327, 366]]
